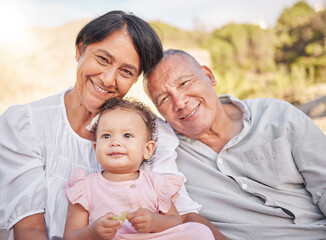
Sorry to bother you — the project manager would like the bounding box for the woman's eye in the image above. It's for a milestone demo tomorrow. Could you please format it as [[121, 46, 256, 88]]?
[[96, 55, 108, 64], [120, 69, 133, 78], [124, 133, 132, 138], [102, 134, 111, 139]]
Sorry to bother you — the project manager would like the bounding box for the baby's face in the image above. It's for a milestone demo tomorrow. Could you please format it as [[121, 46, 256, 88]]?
[[94, 108, 155, 175]]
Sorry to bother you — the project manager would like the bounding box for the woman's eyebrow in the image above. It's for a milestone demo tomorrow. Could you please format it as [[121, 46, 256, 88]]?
[[97, 49, 138, 73]]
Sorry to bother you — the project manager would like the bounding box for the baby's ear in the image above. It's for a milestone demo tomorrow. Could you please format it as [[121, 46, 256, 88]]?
[[143, 140, 156, 160], [93, 141, 97, 151]]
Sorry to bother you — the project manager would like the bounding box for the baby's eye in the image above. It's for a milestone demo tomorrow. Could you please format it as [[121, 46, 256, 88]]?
[[124, 133, 132, 138], [102, 134, 111, 139]]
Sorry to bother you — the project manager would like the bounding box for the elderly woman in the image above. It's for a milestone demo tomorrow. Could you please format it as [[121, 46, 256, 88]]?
[[0, 11, 207, 240]]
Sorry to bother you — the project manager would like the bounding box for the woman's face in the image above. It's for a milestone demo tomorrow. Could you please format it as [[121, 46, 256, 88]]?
[[75, 29, 140, 113]]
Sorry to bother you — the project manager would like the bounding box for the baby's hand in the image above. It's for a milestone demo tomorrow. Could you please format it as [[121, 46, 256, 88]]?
[[90, 213, 121, 240], [127, 208, 157, 233]]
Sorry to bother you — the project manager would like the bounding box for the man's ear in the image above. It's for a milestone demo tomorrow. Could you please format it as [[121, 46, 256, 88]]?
[[143, 140, 156, 160], [201, 65, 217, 86]]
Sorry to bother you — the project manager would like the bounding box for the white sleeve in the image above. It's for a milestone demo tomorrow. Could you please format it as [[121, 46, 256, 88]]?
[[0, 105, 46, 229], [141, 118, 201, 214]]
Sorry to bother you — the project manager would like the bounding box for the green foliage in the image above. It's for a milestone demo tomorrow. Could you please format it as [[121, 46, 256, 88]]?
[[203, 23, 276, 74], [275, 6, 326, 84], [213, 69, 254, 99], [276, 1, 314, 31], [150, 1, 326, 104]]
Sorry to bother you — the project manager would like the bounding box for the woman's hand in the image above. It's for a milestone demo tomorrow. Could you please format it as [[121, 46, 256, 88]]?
[[127, 208, 156, 233]]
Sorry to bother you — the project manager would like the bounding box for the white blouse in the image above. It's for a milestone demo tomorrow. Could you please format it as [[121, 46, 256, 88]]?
[[0, 89, 200, 240]]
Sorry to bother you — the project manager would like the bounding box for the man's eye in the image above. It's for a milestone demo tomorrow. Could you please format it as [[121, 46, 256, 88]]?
[[102, 134, 111, 139], [158, 96, 169, 106], [180, 80, 189, 86], [124, 133, 132, 138]]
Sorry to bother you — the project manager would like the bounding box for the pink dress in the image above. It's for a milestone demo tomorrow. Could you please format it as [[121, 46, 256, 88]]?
[[65, 169, 214, 240]]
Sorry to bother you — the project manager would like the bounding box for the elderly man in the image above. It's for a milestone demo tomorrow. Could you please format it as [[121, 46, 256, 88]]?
[[144, 49, 326, 240]]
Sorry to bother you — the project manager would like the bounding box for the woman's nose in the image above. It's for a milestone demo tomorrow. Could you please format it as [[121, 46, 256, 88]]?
[[100, 68, 117, 88]]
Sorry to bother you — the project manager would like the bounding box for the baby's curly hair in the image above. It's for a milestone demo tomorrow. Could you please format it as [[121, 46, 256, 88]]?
[[92, 97, 157, 143]]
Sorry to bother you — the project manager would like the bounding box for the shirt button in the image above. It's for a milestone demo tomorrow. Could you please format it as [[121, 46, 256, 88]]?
[[242, 184, 248, 190], [218, 158, 223, 164], [130, 184, 136, 188]]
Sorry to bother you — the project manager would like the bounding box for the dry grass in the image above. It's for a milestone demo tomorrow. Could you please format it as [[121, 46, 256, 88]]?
[[313, 117, 326, 134]]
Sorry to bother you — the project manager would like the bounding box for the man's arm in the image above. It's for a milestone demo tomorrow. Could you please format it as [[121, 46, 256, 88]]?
[[182, 212, 229, 240], [13, 213, 47, 240]]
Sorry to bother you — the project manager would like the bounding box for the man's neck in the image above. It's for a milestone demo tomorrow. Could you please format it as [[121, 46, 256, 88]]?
[[197, 103, 243, 153]]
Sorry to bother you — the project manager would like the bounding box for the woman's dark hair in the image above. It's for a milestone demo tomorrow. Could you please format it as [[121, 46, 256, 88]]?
[[92, 97, 157, 143], [75, 10, 163, 76]]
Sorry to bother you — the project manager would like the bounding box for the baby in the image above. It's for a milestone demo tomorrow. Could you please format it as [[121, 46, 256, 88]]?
[[63, 98, 214, 240]]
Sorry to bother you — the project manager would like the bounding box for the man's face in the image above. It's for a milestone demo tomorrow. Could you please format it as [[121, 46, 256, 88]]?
[[147, 54, 219, 139]]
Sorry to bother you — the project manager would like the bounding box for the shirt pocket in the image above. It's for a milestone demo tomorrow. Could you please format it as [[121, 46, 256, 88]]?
[[241, 136, 303, 188]]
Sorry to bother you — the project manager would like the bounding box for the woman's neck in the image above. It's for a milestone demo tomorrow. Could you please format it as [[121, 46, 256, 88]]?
[[64, 88, 97, 140]]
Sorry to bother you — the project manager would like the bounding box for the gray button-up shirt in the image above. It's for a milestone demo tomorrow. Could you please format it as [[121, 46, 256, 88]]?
[[176, 95, 326, 240]]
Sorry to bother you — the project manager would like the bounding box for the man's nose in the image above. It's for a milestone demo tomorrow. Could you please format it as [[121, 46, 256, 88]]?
[[172, 93, 188, 112]]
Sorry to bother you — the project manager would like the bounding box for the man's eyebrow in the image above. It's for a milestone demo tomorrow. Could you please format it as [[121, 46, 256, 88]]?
[[176, 74, 194, 82], [97, 49, 139, 73]]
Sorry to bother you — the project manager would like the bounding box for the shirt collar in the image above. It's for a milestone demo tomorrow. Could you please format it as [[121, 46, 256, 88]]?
[[218, 94, 252, 149], [219, 94, 251, 123]]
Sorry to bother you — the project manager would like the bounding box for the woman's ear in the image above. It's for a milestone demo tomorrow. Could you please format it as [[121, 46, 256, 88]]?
[[75, 42, 83, 62], [201, 65, 217, 86], [143, 140, 156, 160]]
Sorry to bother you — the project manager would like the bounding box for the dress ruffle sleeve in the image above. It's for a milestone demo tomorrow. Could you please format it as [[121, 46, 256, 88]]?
[[65, 168, 89, 211], [0, 105, 46, 229], [156, 174, 184, 213]]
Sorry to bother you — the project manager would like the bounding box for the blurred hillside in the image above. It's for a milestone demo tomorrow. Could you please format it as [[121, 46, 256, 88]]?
[[0, 1, 326, 132], [0, 19, 90, 112]]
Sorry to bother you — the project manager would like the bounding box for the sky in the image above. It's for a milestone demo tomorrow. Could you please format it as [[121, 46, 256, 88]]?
[[0, 0, 325, 40]]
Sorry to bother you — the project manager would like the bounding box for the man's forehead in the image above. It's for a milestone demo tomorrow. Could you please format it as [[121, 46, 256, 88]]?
[[150, 55, 187, 82]]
